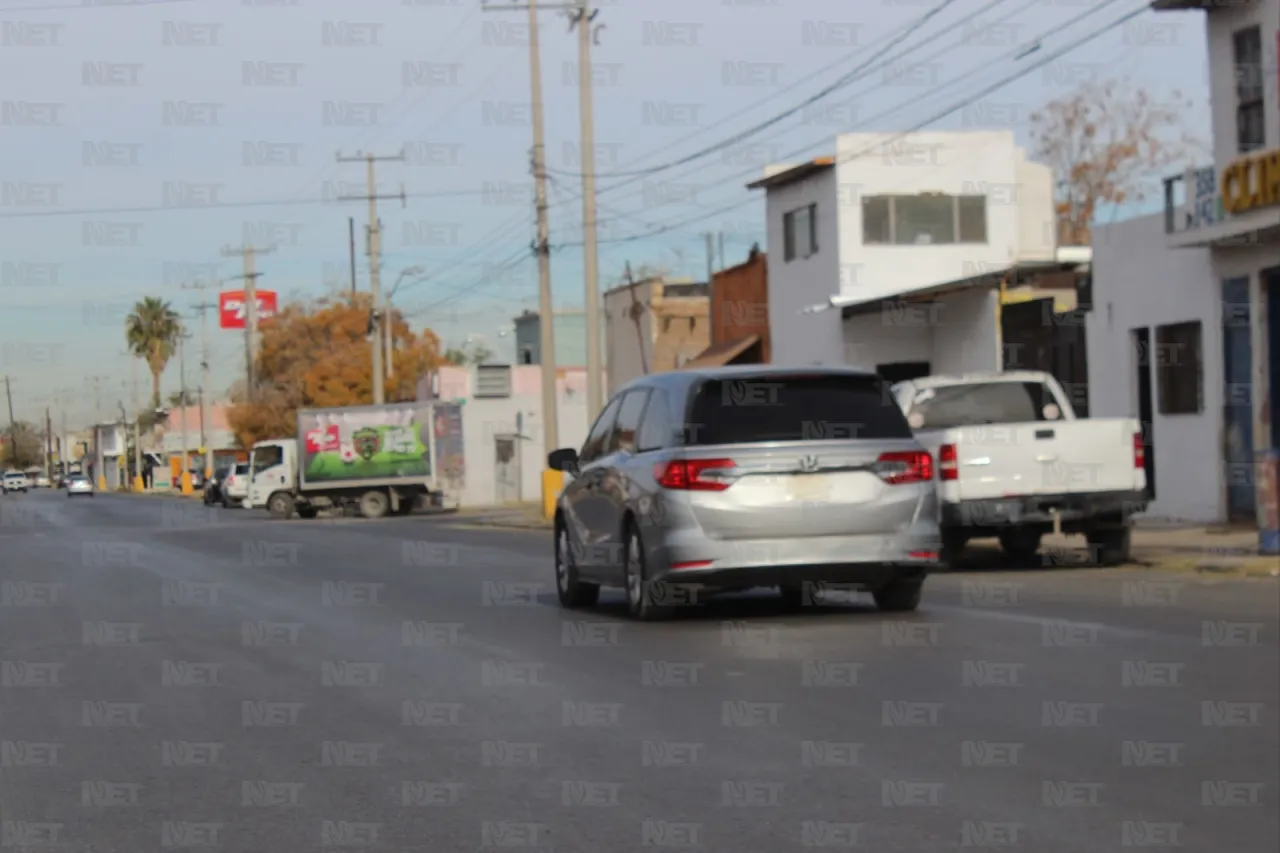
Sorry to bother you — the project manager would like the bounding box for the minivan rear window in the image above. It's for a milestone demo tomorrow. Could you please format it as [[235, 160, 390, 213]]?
[[685, 374, 913, 445]]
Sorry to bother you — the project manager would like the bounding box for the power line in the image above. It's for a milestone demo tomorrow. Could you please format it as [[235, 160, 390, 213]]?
[[0, 189, 489, 221], [0, 0, 197, 10], [545, 0, 964, 180], [400, 0, 1152, 313]]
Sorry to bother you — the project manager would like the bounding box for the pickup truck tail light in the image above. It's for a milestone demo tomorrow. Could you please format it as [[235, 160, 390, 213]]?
[[874, 451, 933, 485], [938, 444, 958, 481], [655, 459, 737, 491], [1133, 432, 1145, 469]]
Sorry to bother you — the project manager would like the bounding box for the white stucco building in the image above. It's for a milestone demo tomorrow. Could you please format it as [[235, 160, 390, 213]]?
[[750, 130, 1059, 371], [1088, 0, 1279, 543]]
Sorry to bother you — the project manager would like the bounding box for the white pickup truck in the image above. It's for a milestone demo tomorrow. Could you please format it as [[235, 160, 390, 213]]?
[[893, 370, 1147, 566]]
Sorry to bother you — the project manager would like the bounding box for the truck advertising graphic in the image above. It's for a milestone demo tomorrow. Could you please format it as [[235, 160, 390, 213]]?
[[298, 404, 432, 485]]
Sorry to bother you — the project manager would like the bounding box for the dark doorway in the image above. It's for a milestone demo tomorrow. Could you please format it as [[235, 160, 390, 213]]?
[[876, 361, 931, 384], [1132, 327, 1156, 500], [1222, 277, 1255, 520], [1001, 297, 1090, 416]]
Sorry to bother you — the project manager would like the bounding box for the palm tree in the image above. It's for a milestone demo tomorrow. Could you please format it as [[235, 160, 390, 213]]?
[[124, 297, 182, 408]]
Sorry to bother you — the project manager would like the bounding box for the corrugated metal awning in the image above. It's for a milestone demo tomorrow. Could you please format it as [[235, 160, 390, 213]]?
[[683, 335, 760, 369]]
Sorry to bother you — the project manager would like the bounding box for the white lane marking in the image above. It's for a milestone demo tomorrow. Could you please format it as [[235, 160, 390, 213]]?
[[928, 603, 1200, 646]]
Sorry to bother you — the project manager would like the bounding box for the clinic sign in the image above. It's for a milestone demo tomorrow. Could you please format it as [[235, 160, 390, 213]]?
[[1221, 147, 1280, 216], [219, 290, 278, 329]]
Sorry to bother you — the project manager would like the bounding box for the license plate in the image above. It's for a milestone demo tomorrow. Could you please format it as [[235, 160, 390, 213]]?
[[787, 475, 830, 503]]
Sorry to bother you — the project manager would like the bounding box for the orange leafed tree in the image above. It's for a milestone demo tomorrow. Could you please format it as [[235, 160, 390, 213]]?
[[227, 291, 443, 448], [1031, 78, 1200, 247]]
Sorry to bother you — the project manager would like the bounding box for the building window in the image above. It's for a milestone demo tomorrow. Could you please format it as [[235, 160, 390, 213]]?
[[783, 203, 817, 261], [861, 194, 988, 245], [1155, 321, 1203, 415], [1234, 26, 1264, 153]]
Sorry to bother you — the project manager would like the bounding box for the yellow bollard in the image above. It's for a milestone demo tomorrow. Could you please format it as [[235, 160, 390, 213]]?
[[133, 475, 145, 492], [96, 475, 107, 492], [180, 471, 193, 496], [541, 469, 564, 519]]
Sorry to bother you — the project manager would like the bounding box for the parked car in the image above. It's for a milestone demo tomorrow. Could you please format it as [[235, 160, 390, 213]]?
[[205, 463, 249, 507], [892, 370, 1147, 566], [66, 474, 95, 497], [2, 471, 29, 494], [546, 366, 941, 620], [34, 474, 51, 488]]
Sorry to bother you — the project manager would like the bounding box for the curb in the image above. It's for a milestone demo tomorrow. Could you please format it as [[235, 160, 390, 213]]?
[[1136, 553, 1279, 578]]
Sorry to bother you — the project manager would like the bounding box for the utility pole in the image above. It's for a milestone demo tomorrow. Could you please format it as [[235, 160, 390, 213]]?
[[221, 243, 276, 402], [336, 149, 407, 405], [44, 406, 53, 480], [177, 331, 192, 494], [704, 232, 717, 343], [481, 0, 560, 460], [348, 216, 358, 296], [3, 376, 15, 466], [569, 0, 605, 417], [183, 281, 216, 477]]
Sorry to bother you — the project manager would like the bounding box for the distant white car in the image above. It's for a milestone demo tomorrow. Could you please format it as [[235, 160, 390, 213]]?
[[34, 475, 51, 488], [66, 475, 95, 497], [3, 472, 29, 494]]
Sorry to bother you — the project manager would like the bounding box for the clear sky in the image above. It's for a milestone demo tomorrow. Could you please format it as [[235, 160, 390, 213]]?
[[0, 0, 1209, 429]]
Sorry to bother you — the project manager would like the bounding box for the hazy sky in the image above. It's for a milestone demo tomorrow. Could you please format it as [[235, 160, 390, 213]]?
[[0, 0, 1208, 427]]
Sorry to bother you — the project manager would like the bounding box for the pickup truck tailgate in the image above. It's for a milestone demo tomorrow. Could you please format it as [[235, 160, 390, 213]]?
[[938, 419, 1140, 501]]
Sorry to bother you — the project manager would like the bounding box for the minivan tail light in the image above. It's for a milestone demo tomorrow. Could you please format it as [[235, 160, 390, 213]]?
[[1133, 432, 1144, 469], [655, 459, 737, 491], [874, 451, 933, 485], [938, 444, 958, 481]]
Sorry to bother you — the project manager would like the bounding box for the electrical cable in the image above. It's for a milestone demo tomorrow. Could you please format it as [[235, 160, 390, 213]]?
[[545, 0, 963, 180], [401, 0, 1152, 313]]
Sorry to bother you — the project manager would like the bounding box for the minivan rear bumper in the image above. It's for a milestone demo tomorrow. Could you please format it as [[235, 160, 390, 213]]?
[[942, 489, 1148, 533], [647, 526, 940, 590]]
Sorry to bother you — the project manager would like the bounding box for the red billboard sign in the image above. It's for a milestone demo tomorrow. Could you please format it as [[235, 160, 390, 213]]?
[[218, 290, 278, 330]]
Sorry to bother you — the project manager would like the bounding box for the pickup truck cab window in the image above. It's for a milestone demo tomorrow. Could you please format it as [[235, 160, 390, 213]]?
[[908, 381, 1059, 430]]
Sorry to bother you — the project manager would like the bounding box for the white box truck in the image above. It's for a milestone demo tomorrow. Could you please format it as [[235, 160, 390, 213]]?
[[245, 401, 461, 520]]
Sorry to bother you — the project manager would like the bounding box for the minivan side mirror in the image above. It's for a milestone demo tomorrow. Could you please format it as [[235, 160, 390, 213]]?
[[548, 448, 579, 473]]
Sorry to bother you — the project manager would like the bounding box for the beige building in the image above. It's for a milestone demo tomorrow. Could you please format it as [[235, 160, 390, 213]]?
[[603, 276, 710, 396]]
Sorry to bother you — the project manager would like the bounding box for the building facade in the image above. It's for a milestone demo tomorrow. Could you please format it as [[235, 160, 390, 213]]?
[[511, 310, 604, 368], [1087, 0, 1278, 540], [752, 130, 1057, 367], [603, 277, 710, 396], [688, 245, 771, 367]]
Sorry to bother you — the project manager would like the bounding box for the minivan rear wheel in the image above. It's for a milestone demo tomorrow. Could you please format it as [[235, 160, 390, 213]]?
[[623, 522, 671, 621], [873, 579, 922, 612], [554, 521, 599, 609]]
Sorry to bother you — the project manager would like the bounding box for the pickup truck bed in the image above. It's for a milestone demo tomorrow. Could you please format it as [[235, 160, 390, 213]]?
[[895, 371, 1147, 566]]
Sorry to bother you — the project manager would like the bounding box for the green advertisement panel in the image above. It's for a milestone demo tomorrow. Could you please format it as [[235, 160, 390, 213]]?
[[299, 404, 432, 484]]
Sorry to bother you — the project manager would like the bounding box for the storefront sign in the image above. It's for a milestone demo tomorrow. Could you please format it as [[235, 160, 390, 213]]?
[[1220, 148, 1280, 215], [218, 290, 278, 329]]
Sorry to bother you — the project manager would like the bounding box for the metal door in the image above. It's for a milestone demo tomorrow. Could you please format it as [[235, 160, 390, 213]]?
[[494, 434, 520, 505], [1222, 277, 1255, 520]]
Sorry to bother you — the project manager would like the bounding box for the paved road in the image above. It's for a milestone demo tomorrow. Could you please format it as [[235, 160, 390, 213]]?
[[2, 491, 1276, 852]]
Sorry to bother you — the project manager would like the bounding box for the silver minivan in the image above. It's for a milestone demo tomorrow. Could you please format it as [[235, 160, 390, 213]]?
[[548, 366, 942, 620]]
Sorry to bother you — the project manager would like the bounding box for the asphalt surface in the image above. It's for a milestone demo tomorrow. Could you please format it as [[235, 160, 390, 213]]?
[[1, 490, 1276, 852]]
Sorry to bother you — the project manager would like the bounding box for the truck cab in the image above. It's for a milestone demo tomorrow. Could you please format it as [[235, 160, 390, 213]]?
[[245, 439, 295, 511]]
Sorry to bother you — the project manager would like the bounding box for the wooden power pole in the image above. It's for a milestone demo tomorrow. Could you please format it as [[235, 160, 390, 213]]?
[[221, 243, 275, 402], [336, 150, 406, 405]]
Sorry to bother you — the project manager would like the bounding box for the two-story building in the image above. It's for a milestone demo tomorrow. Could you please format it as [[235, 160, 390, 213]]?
[[751, 130, 1060, 372], [1088, 0, 1278, 544]]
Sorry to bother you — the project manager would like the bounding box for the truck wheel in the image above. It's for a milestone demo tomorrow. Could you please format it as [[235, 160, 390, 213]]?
[[267, 492, 294, 520], [359, 490, 389, 519], [297, 506, 319, 520], [1087, 526, 1131, 566], [999, 530, 1042, 565]]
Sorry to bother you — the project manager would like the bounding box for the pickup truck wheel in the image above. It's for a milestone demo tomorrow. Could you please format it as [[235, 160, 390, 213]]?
[[359, 490, 389, 519], [1087, 526, 1132, 566], [267, 492, 294, 520], [999, 531, 1042, 565], [874, 580, 922, 612]]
